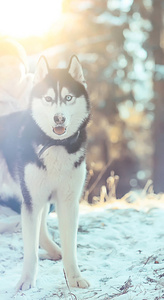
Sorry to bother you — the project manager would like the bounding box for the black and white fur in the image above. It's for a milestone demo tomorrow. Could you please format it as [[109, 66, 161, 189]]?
[[0, 56, 90, 290]]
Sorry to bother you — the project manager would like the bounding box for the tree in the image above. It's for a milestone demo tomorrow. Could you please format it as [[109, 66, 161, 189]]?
[[151, 0, 164, 192]]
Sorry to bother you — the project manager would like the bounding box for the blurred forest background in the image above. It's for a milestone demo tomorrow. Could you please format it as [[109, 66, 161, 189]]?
[[1, 0, 164, 202]]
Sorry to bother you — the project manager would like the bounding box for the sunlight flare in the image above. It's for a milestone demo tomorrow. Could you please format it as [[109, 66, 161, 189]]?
[[0, 0, 63, 38]]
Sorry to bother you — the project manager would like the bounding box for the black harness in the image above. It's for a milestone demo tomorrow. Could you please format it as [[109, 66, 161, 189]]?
[[38, 130, 80, 158]]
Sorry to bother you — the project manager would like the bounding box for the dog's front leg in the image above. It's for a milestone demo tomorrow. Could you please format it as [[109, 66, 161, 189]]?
[[56, 192, 89, 289], [16, 203, 42, 291]]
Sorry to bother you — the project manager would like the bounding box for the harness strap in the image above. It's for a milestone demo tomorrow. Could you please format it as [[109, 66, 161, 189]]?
[[38, 130, 80, 158]]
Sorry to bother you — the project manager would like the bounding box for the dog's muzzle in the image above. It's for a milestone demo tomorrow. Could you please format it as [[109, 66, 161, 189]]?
[[53, 114, 66, 135]]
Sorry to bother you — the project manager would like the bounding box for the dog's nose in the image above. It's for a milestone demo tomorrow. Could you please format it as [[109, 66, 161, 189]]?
[[54, 114, 66, 125]]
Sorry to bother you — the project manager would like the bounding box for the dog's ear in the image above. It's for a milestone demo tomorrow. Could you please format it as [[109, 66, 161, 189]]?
[[33, 56, 49, 85], [68, 56, 87, 89]]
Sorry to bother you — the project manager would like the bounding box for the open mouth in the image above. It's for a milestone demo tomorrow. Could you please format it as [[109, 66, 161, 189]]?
[[53, 126, 66, 135]]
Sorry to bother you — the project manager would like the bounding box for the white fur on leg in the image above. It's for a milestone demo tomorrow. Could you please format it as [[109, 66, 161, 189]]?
[[57, 198, 89, 288], [16, 203, 42, 291], [39, 204, 62, 260], [56, 165, 89, 289]]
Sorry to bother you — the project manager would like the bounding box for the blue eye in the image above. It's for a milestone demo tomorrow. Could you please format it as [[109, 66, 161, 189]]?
[[44, 96, 52, 102], [65, 95, 73, 101]]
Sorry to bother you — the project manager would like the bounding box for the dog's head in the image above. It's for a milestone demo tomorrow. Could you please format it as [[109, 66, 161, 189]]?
[[30, 56, 90, 140]]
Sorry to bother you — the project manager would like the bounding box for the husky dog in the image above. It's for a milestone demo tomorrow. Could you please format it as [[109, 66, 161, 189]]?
[[0, 56, 90, 290]]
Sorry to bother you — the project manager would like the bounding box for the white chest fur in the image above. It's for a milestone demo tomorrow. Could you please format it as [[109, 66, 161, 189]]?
[[23, 146, 86, 205]]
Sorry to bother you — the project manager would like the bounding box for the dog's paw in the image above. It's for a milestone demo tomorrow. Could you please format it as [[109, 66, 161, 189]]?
[[16, 277, 36, 292], [48, 248, 62, 261], [39, 249, 62, 261], [69, 276, 90, 289]]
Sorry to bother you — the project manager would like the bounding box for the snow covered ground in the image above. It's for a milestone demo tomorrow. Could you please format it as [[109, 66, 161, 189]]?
[[1, 195, 164, 300]]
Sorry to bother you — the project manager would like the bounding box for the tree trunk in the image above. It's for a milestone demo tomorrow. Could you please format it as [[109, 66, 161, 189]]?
[[152, 0, 164, 192]]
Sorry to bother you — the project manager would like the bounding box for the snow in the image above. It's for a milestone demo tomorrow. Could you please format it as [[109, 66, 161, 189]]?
[[1, 196, 164, 299]]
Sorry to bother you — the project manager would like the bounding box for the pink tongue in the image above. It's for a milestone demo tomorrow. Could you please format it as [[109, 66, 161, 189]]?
[[53, 127, 65, 135]]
